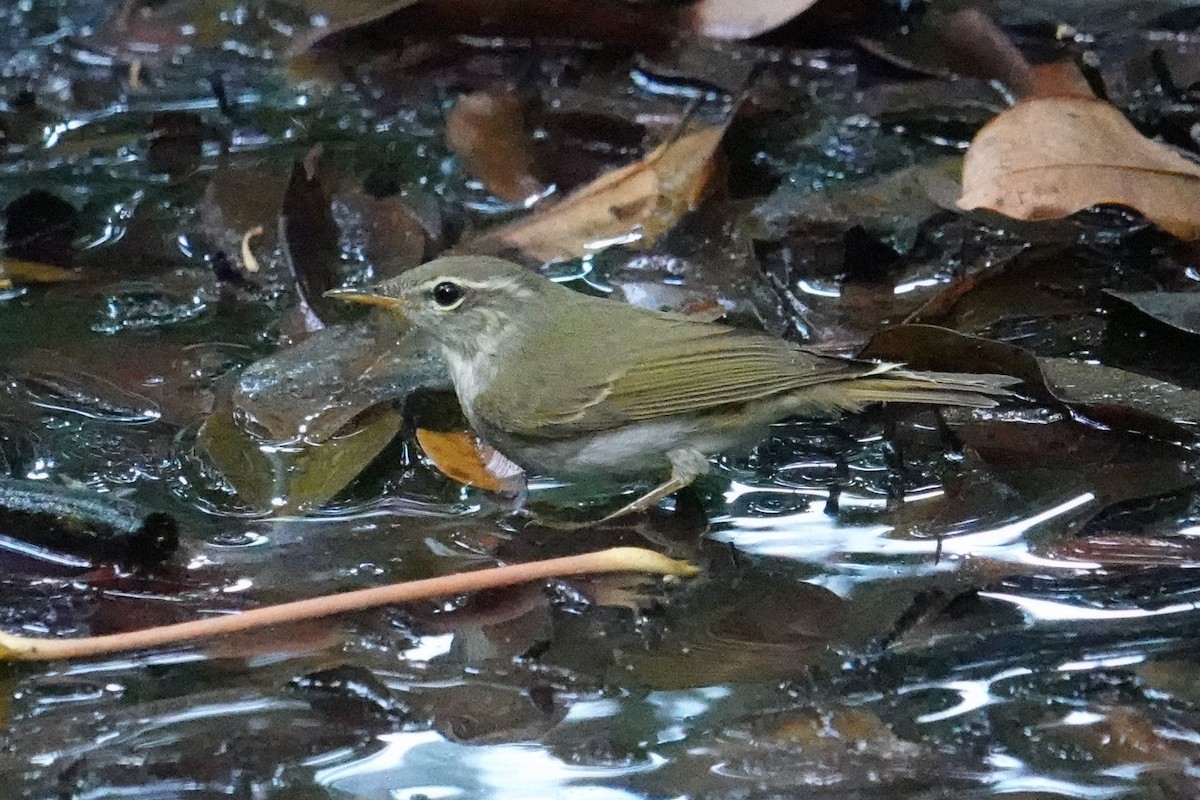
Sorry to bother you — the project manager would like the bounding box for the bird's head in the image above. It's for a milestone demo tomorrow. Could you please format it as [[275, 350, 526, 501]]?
[[325, 256, 553, 357]]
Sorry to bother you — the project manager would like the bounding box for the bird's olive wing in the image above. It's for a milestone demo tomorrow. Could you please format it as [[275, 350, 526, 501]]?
[[474, 311, 869, 438]]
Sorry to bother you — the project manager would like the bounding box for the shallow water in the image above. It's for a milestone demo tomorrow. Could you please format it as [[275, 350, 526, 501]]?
[[2, 2, 1200, 799]]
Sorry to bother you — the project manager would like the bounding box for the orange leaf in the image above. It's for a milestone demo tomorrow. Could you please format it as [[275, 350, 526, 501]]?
[[446, 92, 549, 206], [416, 428, 525, 493], [958, 97, 1200, 239], [466, 124, 724, 263]]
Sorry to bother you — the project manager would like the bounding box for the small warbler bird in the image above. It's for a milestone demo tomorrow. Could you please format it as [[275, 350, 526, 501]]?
[[328, 256, 1013, 522]]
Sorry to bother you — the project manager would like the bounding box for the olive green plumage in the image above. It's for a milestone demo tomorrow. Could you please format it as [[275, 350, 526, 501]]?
[[328, 256, 1013, 482]]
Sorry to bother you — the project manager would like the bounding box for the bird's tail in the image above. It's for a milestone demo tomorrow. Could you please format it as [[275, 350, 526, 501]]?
[[839, 369, 1018, 409]]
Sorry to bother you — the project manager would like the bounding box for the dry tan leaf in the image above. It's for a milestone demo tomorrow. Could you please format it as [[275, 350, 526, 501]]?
[[446, 93, 548, 206], [416, 428, 525, 494], [467, 125, 724, 263], [692, 0, 819, 39], [958, 97, 1200, 239]]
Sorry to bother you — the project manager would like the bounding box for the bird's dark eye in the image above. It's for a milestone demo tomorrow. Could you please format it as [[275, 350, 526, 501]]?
[[431, 281, 463, 308]]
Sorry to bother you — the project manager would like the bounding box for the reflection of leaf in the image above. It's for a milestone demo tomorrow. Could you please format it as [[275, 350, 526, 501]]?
[[959, 97, 1200, 239], [691, 0, 819, 39], [0, 259, 80, 284], [951, 416, 1195, 519], [415, 428, 525, 494], [623, 578, 843, 689], [198, 402, 403, 515], [462, 124, 724, 263], [446, 93, 548, 206], [1105, 290, 1200, 338]]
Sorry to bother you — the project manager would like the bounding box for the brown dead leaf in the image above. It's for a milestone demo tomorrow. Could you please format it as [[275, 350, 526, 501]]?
[[285, 0, 423, 54], [692, 0, 820, 39], [289, 0, 684, 55], [1028, 61, 1095, 99], [447, 93, 548, 206], [415, 428, 525, 494], [464, 124, 724, 263], [958, 96, 1200, 239]]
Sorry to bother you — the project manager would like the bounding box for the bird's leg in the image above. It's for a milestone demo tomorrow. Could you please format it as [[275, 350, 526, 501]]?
[[530, 449, 709, 530], [591, 448, 710, 525]]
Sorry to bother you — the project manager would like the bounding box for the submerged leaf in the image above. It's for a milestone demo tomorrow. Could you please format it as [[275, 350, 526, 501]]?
[[446, 93, 548, 206], [959, 97, 1200, 239], [198, 402, 403, 515], [1105, 290, 1200, 337]]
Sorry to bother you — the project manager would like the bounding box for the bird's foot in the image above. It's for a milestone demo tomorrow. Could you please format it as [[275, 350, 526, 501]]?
[[523, 449, 709, 530]]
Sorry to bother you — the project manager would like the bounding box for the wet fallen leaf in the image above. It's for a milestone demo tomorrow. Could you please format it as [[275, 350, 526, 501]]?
[[754, 159, 963, 252], [862, 324, 1197, 441], [856, 9, 1035, 92], [463, 123, 725, 263], [415, 428, 525, 494], [1105, 289, 1200, 338], [691, 0, 820, 40], [233, 317, 448, 443], [290, 0, 684, 55], [446, 93, 548, 206], [334, 187, 432, 278], [624, 577, 843, 689], [198, 401, 404, 515], [950, 415, 1195, 540], [280, 147, 341, 327], [959, 96, 1200, 239], [284, 0, 423, 53], [1039, 706, 1186, 768], [1039, 358, 1200, 430], [10, 349, 164, 424]]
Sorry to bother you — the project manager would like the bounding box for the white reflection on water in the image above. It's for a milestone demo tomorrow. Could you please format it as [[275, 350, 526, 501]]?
[[713, 484, 1097, 572], [315, 730, 664, 800], [978, 593, 1200, 623], [900, 666, 1032, 724], [984, 752, 1129, 799]]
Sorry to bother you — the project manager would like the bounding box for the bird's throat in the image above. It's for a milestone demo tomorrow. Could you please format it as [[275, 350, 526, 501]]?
[[442, 345, 500, 426]]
